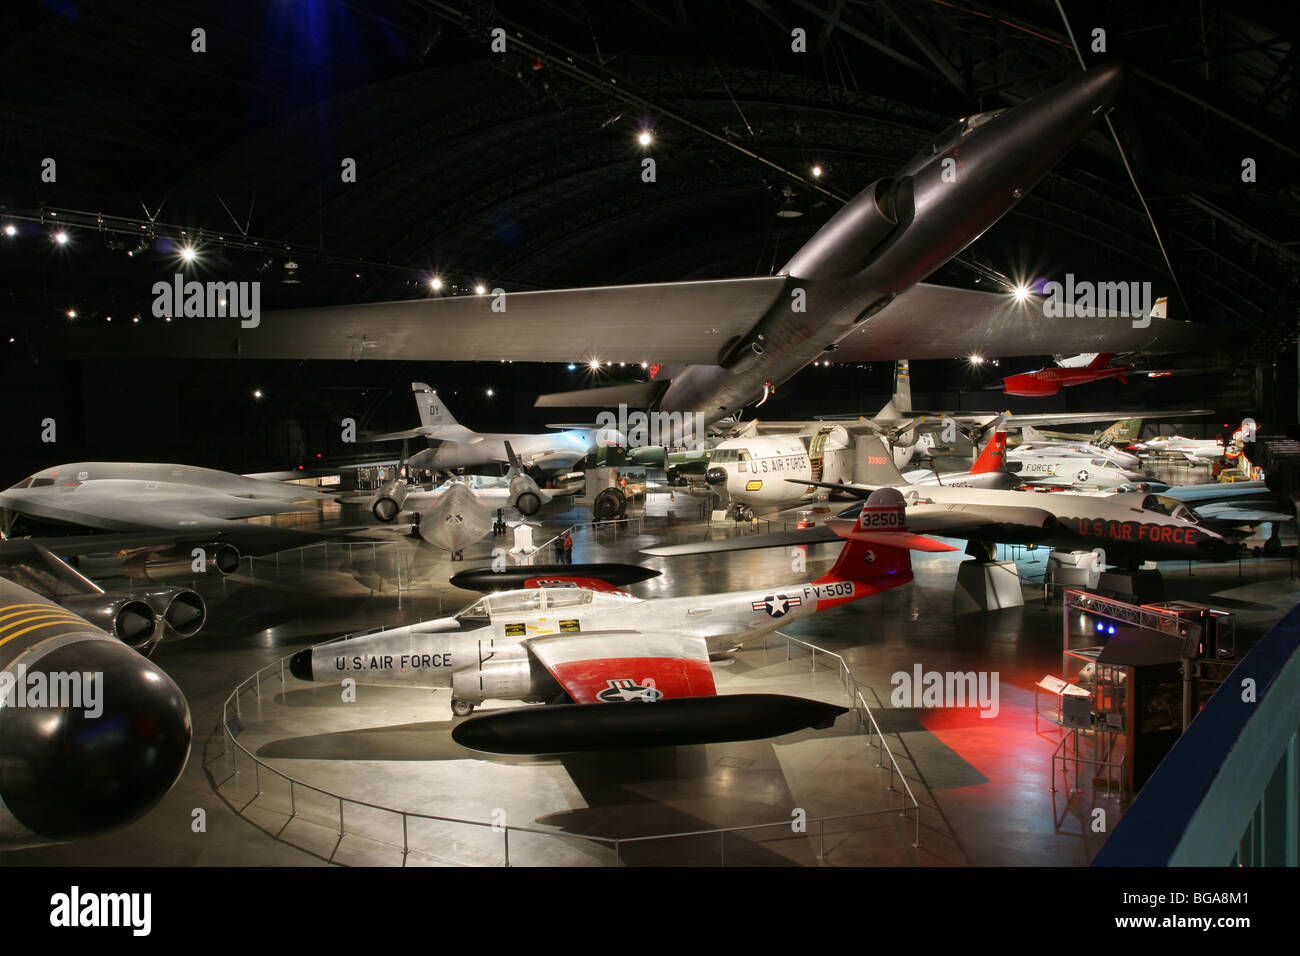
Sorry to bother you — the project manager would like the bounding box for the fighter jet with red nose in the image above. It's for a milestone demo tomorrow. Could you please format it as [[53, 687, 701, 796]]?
[[288, 488, 955, 754]]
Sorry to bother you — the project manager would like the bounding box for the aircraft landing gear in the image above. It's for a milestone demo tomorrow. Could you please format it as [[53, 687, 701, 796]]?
[[450, 698, 475, 717]]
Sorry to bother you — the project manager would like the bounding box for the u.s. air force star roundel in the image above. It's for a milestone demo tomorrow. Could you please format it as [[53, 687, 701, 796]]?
[[751, 593, 802, 618], [1076, 470, 1090, 483]]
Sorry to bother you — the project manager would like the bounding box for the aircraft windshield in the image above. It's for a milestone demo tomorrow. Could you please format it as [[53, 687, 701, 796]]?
[[7, 475, 53, 490], [711, 448, 742, 463], [1142, 494, 1200, 523], [455, 598, 489, 622], [961, 109, 1006, 135]]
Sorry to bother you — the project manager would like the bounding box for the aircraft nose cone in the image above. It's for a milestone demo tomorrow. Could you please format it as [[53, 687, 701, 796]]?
[[705, 466, 728, 486], [0, 639, 191, 842], [290, 649, 314, 681]]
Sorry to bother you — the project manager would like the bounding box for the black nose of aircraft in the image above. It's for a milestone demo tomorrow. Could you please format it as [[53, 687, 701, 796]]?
[[0, 638, 191, 842], [705, 466, 728, 486], [289, 648, 314, 681]]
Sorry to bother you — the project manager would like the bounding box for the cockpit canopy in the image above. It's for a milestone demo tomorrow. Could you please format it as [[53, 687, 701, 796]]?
[[1141, 494, 1200, 523], [7, 473, 55, 490], [454, 586, 598, 622]]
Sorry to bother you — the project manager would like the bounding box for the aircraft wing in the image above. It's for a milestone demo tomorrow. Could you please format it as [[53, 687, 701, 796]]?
[[35, 277, 1207, 365], [750, 409, 1214, 438], [524, 631, 716, 702]]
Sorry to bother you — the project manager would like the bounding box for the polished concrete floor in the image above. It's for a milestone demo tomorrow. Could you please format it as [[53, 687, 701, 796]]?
[[5, 488, 1298, 867]]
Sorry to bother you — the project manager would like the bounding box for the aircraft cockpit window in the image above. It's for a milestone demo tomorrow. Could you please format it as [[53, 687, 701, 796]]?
[[711, 449, 740, 464], [28, 476, 54, 488], [1172, 505, 1199, 524], [543, 589, 593, 610], [7, 476, 33, 490], [488, 589, 545, 616], [1141, 494, 1185, 517], [456, 598, 489, 622], [962, 109, 1006, 136]]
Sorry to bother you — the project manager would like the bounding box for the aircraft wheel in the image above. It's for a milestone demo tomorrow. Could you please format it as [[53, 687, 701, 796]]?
[[451, 698, 475, 717], [593, 487, 626, 521]]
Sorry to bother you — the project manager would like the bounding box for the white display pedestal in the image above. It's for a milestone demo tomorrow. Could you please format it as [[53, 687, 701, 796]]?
[[1047, 550, 1102, 591], [953, 559, 1024, 613]]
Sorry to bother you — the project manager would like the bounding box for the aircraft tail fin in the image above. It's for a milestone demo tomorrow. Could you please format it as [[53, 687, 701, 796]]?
[[814, 488, 957, 595], [412, 383, 462, 431], [1100, 417, 1143, 445], [852, 436, 907, 486], [1150, 296, 1168, 320], [1088, 352, 1114, 370], [970, 430, 1008, 474], [874, 360, 912, 419]]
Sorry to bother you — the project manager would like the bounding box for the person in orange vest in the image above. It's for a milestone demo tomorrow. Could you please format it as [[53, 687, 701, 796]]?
[[561, 531, 574, 564]]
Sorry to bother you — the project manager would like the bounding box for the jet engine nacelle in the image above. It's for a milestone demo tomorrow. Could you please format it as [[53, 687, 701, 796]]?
[[56, 593, 158, 650], [450, 656, 558, 706], [372, 480, 409, 523], [141, 588, 207, 639], [509, 474, 547, 516]]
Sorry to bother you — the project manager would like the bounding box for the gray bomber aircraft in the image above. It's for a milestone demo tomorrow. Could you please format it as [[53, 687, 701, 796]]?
[[39, 65, 1205, 426], [0, 461, 339, 576]]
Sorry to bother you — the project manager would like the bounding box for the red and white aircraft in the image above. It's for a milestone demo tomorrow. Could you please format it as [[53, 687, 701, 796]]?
[[289, 489, 955, 753]]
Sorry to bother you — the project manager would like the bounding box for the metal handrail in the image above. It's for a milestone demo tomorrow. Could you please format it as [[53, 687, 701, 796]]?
[[216, 633, 922, 865]]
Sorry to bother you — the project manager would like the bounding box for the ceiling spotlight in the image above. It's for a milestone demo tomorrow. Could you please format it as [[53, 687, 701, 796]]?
[[567, 363, 577, 371], [3, 224, 16, 237], [588, 359, 601, 371], [105, 316, 112, 322], [637, 130, 653, 146], [474, 284, 486, 295], [253, 389, 263, 399], [968, 354, 985, 365], [430, 276, 442, 290], [811, 165, 823, 178], [132, 316, 139, 323], [486, 388, 494, 397], [66, 309, 76, 319], [53, 230, 69, 245], [640, 361, 648, 369], [179, 245, 197, 262], [776, 186, 803, 218], [1012, 284, 1030, 302]]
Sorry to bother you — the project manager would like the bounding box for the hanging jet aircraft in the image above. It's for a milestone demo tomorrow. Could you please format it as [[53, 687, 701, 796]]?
[[289, 488, 955, 752], [0, 576, 191, 848], [41, 66, 1208, 426], [369, 383, 623, 474]]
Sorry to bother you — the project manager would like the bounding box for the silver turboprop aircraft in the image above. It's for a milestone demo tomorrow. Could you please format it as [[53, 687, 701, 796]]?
[[0, 461, 338, 576], [42, 65, 1204, 424], [369, 383, 624, 474], [289, 488, 955, 753]]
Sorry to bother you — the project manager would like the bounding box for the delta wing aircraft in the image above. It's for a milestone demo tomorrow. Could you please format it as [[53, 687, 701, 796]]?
[[290, 488, 956, 753], [0, 576, 191, 848], [41, 66, 1208, 426], [369, 383, 623, 474]]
